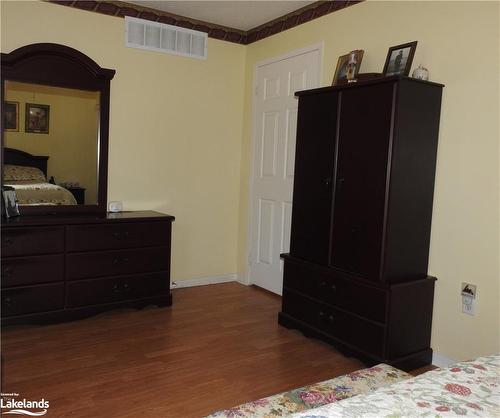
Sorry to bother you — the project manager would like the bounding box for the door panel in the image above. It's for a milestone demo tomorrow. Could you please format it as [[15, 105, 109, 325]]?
[[290, 92, 338, 264], [250, 48, 320, 295], [331, 83, 395, 279]]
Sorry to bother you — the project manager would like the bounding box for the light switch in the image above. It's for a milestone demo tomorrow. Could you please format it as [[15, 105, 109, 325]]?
[[461, 282, 477, 316]]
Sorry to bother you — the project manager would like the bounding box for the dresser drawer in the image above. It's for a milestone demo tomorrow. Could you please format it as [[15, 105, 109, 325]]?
[[283, 260, 387, 322], [66, 221, 171, 252], [2, 227, 64, 257], [282, 290, 384, 357], [66, 272, 169, 307], [66, 246, 170, 280], [1, 254, 64, 288], [2, 283, 64, 317]]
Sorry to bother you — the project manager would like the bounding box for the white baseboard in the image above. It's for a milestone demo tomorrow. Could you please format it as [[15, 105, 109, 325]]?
[[171, 274, 241, 289], [432, 352, 457, 368]]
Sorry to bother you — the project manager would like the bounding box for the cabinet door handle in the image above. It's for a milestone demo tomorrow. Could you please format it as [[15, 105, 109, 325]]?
[[4, 297, 13, 307], [325, 177, 332, 188], [3, 267, 13, 277], [4, 237, 13, 245]]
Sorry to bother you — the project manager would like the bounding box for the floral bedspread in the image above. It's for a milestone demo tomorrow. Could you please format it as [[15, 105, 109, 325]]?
[[291, 355, 500, 417], [5, 180, 77, 205], [206, 364, 411, 417]]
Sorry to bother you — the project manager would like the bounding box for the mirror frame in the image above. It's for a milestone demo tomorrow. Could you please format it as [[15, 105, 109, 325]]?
[[1, 43, 115, 214]]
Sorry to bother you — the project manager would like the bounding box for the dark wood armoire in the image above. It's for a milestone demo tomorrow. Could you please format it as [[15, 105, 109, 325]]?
[[279, 75, 444, 371]]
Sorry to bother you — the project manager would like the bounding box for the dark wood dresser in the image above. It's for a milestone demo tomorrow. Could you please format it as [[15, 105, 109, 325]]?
[[279, 76, 444, 371], [1, 211, 174, 325]]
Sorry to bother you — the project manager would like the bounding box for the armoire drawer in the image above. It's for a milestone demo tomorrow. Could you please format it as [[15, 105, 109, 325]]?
[[2, 227, 64, 257], [2, 283, 64, 317], [282, 290, 385, 357], [66, 221, 171, 252], [1, 254, 64, 288], [66, 272, 169, 307], [66, 246, 170, 280], [283, 260, 387, 322]]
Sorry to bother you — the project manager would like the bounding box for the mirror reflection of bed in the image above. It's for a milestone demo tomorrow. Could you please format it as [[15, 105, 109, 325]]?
[[4, 148, 78, 205], [3, 81, 100, 206]]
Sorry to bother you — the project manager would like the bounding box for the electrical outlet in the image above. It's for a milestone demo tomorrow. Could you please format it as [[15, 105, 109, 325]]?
[[461, 282, 477, 315]]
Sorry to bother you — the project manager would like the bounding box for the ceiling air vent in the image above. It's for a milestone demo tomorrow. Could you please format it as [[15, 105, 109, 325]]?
[[125, 16, 207, 60]]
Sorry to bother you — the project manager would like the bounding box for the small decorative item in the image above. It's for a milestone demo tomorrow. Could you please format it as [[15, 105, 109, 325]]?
[[346, 51, 358, 83], [332, 50, 364, 85], [4, 101, 19, 132], [2, 186, 20, 218], [108, 201, 123, 213], [412, 64, 429, 80], [383, 41, 418, 76], [25, 103, 50, 134]]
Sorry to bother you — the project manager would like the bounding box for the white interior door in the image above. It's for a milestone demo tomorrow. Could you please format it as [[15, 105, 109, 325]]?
[[249, 46, 321, 295]]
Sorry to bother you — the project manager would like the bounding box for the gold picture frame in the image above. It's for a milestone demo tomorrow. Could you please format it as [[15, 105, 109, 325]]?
[[332, 50, 364, 85], [25, 103, 50, 134]]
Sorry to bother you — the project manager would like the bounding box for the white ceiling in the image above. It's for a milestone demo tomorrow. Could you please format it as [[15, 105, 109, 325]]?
[[127, 1, 315, 31]]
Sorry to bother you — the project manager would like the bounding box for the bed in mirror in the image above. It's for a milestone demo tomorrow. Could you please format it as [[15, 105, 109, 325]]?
[[1, 43, 115, 214]]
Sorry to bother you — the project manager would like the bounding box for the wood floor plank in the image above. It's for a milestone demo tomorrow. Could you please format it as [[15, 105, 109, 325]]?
[[1, 283, 365, 417]]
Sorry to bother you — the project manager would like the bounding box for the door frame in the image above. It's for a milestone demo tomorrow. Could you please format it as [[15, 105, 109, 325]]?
[[243, 42, 324, 286]]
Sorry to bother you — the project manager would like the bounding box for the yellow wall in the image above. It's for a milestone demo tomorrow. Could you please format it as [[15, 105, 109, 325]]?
[[239, 0, 499, 361], [5, 81, 99, 203], [1, 0, 498, 362], [1, 0, 246, 281]]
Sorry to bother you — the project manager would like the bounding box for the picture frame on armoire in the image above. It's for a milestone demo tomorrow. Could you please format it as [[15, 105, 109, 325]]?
[[332, 50, 364, 85], [383, 41, 417, 76]]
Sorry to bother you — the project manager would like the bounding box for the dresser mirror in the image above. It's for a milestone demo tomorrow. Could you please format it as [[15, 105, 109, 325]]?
[[1, 43, 115, 214]]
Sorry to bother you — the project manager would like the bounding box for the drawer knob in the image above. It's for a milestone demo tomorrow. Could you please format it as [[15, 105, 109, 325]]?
[[113, 283, 131, 293], [4, 297, 13, 306], [331, 284, 337, 292], [112, 256, 130, 265], [319, 280, 327, 288], [4, 237, 13, 245], [328, 314, 334, 323], [319, 311, 325, 318], [3, 267, 14, 277], [112, 231, 130, 240]]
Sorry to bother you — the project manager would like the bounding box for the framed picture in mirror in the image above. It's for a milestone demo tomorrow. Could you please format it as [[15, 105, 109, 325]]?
[[4, 101, 19, 132], [25, 103, 50, 134]]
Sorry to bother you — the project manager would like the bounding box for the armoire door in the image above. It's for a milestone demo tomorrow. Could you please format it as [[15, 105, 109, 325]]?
[[330, 82, 395, 279], [290, 92, 338, 265]]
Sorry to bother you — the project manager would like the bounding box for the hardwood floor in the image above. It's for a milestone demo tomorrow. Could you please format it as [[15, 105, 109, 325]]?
[[1, 282, 424, 418]]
